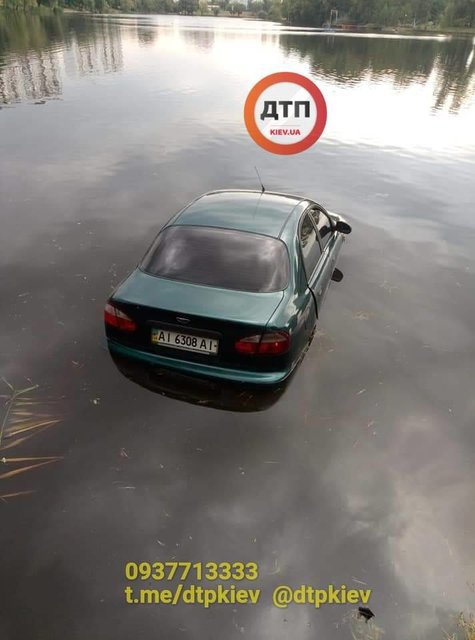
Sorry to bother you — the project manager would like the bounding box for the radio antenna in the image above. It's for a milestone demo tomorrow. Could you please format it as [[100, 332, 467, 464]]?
[[254, 166, 265, 193]]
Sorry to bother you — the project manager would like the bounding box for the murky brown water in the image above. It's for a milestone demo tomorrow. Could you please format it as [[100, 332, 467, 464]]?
[[1, 12, 475, 640]]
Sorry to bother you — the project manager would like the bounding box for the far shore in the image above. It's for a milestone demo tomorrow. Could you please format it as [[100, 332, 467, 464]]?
[[6, 7, 475, 36]]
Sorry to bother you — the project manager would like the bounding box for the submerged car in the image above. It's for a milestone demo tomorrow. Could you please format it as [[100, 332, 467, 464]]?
[[105, 189, 351, 385]]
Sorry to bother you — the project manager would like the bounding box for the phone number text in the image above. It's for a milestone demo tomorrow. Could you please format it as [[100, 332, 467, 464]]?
[[125, 562, 259, 582]]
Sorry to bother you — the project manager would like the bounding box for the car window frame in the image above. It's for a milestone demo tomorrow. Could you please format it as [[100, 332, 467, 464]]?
[[297, 210, 323, 280], [139, 223, 292, 293], [309, 205, 334, 253]]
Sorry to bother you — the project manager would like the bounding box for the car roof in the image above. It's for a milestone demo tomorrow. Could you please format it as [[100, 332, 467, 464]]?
[[172, 190, 308, 237]]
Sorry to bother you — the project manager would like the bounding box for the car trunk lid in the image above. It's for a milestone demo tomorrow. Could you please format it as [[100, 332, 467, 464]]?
[[109, 269, 285, 370]]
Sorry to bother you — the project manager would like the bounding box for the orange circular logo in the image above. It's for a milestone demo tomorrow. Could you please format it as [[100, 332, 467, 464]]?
[[244, 72, 327, 155]]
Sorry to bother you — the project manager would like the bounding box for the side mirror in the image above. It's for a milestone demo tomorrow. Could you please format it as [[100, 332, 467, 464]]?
[[331, 268, 344, 283], [335, 220, 352, 234]]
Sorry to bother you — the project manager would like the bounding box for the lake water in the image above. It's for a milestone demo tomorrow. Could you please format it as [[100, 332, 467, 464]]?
[[1, 12, 475, 640]]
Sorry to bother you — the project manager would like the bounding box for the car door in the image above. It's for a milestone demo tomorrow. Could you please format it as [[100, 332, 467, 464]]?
[[298, 211, 324, 317], [309, 206, 340, 310], [299, 207, 337, 316]]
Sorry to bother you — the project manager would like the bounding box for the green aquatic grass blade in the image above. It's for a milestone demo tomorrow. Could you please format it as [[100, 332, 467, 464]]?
[[0, 458, 60, 481], [10, 415, 52, 424], [0, 424, 55, 451], [6, 418, 61, 437], [0, 378, 14, 392], [16, 385, 40, 396], [0, 490, 37, 501], [1, 456, 63, 463], [13, 401, 45, 406]]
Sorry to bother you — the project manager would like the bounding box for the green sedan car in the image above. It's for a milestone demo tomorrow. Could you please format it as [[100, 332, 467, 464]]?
[[105, 190, 351, 385]]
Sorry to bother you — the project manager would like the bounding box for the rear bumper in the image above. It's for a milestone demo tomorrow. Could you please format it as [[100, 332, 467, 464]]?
[[107, 339, 292, 385]]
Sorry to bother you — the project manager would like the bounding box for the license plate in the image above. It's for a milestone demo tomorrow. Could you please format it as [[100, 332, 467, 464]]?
[[151, 328, 219, 355]]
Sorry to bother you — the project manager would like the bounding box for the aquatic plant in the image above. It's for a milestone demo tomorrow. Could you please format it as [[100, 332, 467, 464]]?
[[0, 378, 62, 502]]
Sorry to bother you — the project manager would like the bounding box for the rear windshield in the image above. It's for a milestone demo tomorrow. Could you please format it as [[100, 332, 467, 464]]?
[[140, 225, 289, 293]]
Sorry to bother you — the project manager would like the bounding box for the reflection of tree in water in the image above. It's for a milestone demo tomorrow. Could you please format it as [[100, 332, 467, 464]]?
[[180, 28, 280, 54], [432, 37, 475, 111], [72, 19, 123, 75], [280, 34, 475, 112], [0, 48, 62, 104], [0, 13, 123, 104], [280, 35, 438, 84], [137, 27, 159, 47], [181, 27, 215, 50]]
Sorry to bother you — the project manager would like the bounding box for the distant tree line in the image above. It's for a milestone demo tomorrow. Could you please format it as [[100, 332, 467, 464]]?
[[0, 0, 191, 13], [277, 0, 475, 28], [0, 0, 248, 16], [0, 0, 473, 28], [247, 0, 474, 27]]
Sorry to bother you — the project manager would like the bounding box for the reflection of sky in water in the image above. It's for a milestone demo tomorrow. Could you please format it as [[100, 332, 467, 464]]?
[[1, 16, 474, 159], [113, 22, 475, 156]]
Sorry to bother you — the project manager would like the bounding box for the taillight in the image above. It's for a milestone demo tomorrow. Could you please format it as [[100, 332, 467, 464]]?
[[235, 334, 260, 355], [235, 331, 290, 356], [104, 302, 136, 332]]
